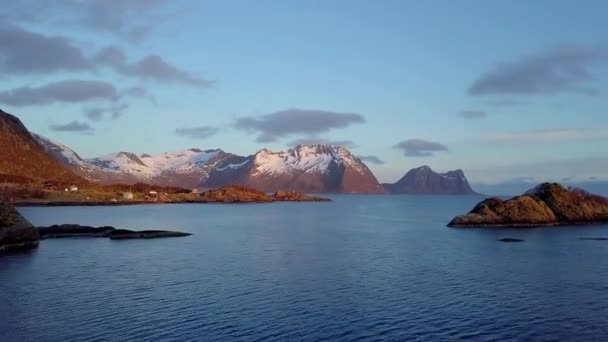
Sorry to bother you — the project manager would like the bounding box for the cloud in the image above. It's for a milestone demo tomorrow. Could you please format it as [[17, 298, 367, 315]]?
[[469, 45, 608, 96], [358, 155, 385, 165], [234, 109, 365, 142], [0, 25, 211, 87], [0, 80, 122, 107], [83, 103, 129, 121], [0, 0, 170, 42], [174, 126, 219, 139], [480, 128, 608, 144], [287, 137, 358, 149], [49, 120, 93, 134], [459, 110, 487, 120], [95, 46, 213, 87], [485, 99, 525, 108], [394, 139, 448, 157], [467, 157, 608, 187], [0, 24, 90, 75]]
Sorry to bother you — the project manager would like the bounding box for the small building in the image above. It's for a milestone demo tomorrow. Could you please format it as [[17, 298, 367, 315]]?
[[192, 188, 200, 194], [149, 191, 158, 197], [123, 191, 134, 199], [69, 185, 79, 192]]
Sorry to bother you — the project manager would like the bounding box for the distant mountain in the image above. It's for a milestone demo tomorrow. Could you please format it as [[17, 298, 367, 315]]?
[[36, 135, 224, 189], [0, 109, 83, 184], [198, 145, 384, 193], [383, 166, 477, 195]]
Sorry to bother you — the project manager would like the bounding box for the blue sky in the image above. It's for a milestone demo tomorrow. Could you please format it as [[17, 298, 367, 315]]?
[[1, 0, 607, 185]]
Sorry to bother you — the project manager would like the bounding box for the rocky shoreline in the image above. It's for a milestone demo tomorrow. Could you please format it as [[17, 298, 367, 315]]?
[[13, 186, 331, 207], [449, 183, 608, 228]]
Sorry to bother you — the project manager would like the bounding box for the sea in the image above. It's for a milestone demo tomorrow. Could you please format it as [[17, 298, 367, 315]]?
[[2, 195, 608, 341]]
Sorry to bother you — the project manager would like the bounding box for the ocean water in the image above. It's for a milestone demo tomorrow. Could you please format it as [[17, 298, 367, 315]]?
[[2, 195, 608, 342]]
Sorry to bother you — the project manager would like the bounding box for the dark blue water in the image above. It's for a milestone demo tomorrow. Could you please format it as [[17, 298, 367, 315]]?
[[2, 195, 608, 341]]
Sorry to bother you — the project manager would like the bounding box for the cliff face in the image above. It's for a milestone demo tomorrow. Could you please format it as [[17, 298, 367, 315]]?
[[448, 183, 608, 227], [0, 199, 40, 253], [0, 109, 83, 184], [383, 166, 477, 195]]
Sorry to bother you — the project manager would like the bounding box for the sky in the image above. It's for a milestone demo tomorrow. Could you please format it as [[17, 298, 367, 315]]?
[[1, 0, 607, 186]]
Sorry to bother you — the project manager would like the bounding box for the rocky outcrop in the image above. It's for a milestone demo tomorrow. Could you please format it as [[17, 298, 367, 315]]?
[[37, 224, 191, 239], [0, 199, 40, 253], [383, 166, 477, 195], [195, 185, 331, 203], [109, 229, 191, 239], [448, 183, 608, 227], [272, 191, 331, 202]]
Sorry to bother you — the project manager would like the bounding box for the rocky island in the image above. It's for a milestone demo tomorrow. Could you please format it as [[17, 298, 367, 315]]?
[[448, 183, 608, 228]]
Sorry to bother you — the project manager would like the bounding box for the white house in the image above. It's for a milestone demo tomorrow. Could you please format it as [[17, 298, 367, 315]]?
[[69, 185, 78, 192], [123, 192, 134, 199]]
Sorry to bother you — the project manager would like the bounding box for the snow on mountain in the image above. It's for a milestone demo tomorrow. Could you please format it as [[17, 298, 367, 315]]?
[[199, 145, 384, 193], [250, 145, 366, 176], [35, 136, 383, 193], [87, 149, 220, 178], [35, 134, 223, 188]]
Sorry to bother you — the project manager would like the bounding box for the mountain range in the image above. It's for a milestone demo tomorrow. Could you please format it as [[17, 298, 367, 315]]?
[[1, 109, 477, 194]]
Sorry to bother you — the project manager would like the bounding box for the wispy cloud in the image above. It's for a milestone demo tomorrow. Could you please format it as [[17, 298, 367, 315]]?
[[49, 120, 94, 134], [234, 109, 365, 142], [358, 155, 385, 165], [174, 126, 219, 139], [480, 128, 608, 143], [459, 110, 487, 120], [0, 80, 143, 107], [95, 46, 213, 87], [469, 45, 608, 96], [0, 24, 90, 75], [287, 137, 358, 149], [0, 25, 212, 87], [394, 139, 448, 157], [0, 0, 171, 43], [83, 103, 129, 121]]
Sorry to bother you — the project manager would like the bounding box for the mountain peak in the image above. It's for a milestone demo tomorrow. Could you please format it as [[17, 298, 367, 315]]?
[[384, 166, 477, 195]]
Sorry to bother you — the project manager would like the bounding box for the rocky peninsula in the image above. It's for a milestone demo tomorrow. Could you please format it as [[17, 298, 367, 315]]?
[[448, 183, 608, 228]]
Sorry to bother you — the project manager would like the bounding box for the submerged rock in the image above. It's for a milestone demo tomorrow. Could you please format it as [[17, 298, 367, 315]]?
[[38, 224, 115, 238], [109, 229, 191, 239], [0, 199, 40, 253], [498, 238, 525, 242], [449, 183, 608, 228], [37, 224, 190, 240]]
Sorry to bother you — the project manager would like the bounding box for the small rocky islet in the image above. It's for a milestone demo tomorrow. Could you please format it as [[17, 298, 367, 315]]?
[[449, 183, 608, 228]]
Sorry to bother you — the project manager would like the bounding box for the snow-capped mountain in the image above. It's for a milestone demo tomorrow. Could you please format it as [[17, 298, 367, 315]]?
[[35, 135, 383, 193], [382, 165, 477, 194], [35, 134, 225, 188], [198, 145, 385, 193]]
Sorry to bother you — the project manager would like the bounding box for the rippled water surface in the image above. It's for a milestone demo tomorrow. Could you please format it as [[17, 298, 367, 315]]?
[[2, 195, 608, 341]]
